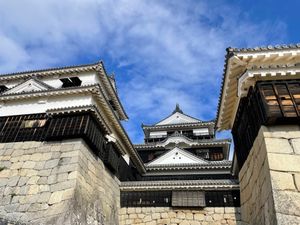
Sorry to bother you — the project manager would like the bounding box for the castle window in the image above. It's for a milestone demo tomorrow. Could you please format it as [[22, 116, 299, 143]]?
[[21, 119, 47, 128], [0, 85, 8, 93], [60, 77, 82, 88], [172, 191, 205, 207], [210, 152, 224, 161], [195, 149, 210, 159]]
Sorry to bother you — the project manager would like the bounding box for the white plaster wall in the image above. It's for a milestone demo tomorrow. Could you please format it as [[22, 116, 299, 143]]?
[[3, 71, 100, 89], [0, 95, 93, 116]]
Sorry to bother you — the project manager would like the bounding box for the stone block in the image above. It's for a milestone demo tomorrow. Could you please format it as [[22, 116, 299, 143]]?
[[19, 169, 38, 177], [152, 213, 160, 219], [37, 177, 48, 185], [270, 171, 295, 190], [213, 214, 223, 220], [264, 137, 293, 154], [62, 188, 74, 200], [290, 138, 300, 154], [268, 153, 300, 172], [48, 191, 64, 204], [7, 176, 20, 186], [276, 212, 300, 225], [50, 180, 76, 192], [37, 192, 51, 203], [18, 204, 31, 212], [28, 203, 49, 212], [10, 162, 24, 170], [57, 173, 68, 182], [190, 221, 201, 225], [0, 169, 10, 178], [161, 212, 169, 218], [40, 153, 53, 161], [263, 125, 300, 139], [44, 159, 59, 169], [30, 153, 43, 161], [28, 185, 39, 195], [194, 213, 204, 221], [61, 151, 79, 158], [47, 175, 57, 184], [56, 164, 77, 174], [273, 190, 300, 216], [27, 176, 40, 185], [295, 174, 300, 191], [39, 184, 50, 192], [34, 161, 45, 170], [11, 150, 24, 157]]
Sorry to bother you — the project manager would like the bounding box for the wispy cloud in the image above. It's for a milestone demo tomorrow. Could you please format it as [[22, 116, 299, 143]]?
[[0, 0, 287, 144]]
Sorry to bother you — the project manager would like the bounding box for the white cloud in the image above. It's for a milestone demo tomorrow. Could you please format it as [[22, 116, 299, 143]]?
[[0, 0, 287, 144]]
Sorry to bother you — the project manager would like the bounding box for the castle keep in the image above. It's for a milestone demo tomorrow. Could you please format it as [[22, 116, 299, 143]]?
[[0, 44, 300, 225]]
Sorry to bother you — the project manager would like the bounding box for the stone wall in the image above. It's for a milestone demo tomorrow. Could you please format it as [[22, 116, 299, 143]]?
[[239, 125, 300, 225], [119, 206, 241, 225], [0, 139, 120, 225]]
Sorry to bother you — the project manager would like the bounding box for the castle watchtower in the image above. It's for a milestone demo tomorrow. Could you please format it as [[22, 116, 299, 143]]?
[[0, 62, 144, 225], [217, 45, 300, 225]]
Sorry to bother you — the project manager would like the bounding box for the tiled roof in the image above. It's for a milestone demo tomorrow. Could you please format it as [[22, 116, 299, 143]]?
[[142, 121, 215, 129], [216, 43, 300, 130], [145, 160, 232, 171], [120, 179, 239, 191], [229, 43, 300, 53], [134, 138, 231, 149], [0, 61, 100, 78]]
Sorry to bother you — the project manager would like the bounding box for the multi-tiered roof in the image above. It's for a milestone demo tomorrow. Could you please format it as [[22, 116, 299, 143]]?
[[120, 105, 239, 207]]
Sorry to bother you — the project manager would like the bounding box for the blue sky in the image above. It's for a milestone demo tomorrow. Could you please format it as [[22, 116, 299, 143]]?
[[0, 0, 299, 145]]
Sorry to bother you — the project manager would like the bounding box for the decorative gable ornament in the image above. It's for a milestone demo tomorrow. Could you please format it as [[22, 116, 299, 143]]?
[[4, 78, 52, 95], [147, 147, 208, 166], [156, 112, 200, 125]]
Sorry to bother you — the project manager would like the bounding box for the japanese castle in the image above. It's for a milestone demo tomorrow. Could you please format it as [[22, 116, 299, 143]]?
[[121, 104, 239, 208]]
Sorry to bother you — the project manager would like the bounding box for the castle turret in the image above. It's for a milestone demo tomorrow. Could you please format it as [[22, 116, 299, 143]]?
[[217, 44, 300, 225], [0, 62, 144, 224]]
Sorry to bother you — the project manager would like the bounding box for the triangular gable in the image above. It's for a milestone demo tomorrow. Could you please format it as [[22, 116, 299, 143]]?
[[4, 78, 52, 94], [156, 112, 201, 125], [147, 147, 208, 166]]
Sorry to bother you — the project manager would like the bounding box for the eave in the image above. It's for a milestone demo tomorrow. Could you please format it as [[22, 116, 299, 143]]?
[[134, 138, 231, 149], [145, 160, 232, 171], [0, 85, 146, 174], [216, 44, 300, 131], [0, 61, 128, 121], [142, 121, 215, 130], [120, 179, 239, 191]]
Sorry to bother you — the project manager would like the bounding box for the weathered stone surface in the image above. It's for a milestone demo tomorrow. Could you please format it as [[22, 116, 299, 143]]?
[[276, 212, 300, 225], [268, 153, 300, 172], [44, 159, 59, 169], [0, 139, 121, 225], [273, 190, 300, 217], [239, 126, 300, 225], [270, 171, 295, 190], [264, 137, 293, 154], [290, 138, 300, 154], [295, 174, 300, 191], [7, 176, 20, 187], [48, 191, 64, 204]]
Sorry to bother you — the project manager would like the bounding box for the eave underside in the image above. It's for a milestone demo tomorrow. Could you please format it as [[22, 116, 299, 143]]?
[[217, 45, 300, 130], [120, 179, 239, 191]]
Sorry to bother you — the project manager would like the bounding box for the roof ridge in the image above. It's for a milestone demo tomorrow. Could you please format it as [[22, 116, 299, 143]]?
[[228, 43, 300, 53], [0, 61, 101, 78]]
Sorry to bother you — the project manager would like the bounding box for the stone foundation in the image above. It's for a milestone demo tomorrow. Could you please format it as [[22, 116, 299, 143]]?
[[239, 125, 300, 225], [119, 207, 241, 225], [0, 139, 120, 225]]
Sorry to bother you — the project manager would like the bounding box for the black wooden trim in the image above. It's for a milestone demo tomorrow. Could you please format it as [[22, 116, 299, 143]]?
[[120, 190, 240, 207], [0, 112, 137, 178], [232, 80, 300, 169]]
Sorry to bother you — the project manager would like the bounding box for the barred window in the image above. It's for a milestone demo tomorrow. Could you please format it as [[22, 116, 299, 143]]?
[[21, 119, 47, 128]]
